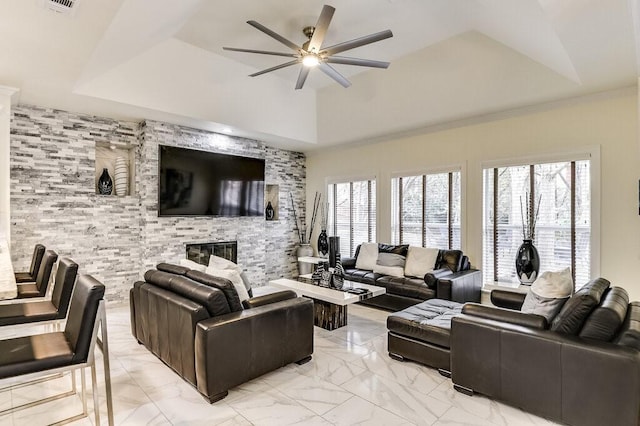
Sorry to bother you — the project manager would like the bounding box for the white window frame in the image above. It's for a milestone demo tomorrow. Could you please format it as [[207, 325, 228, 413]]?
[[390, 163, 466, 251], [480, 147, 601, 282], [326, 175, 377, 257]]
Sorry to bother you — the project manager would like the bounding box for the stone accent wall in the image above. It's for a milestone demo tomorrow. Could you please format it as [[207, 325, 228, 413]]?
[[10, 105, 305, 302]]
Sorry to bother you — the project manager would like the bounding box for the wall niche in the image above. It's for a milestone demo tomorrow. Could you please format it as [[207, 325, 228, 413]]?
[[95, 142, 135, 196]]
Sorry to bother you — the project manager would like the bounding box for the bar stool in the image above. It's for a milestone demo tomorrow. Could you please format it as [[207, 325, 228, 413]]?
[[14, 244, 45, 283], [16, 249, 57, 299]]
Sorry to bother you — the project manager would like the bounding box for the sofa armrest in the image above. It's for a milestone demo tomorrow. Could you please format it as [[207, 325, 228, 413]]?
[[342, 257, 356, 269], [195, 297, 314, 400], [490, 289, 526, 310], [242, 290, 297, 309], [424, 268, 453, 287], [435, 269, 483, 303], [462, 303, 547, 329]]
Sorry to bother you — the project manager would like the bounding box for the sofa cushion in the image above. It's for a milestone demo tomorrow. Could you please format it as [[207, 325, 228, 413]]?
[[550, 277, 610, 335], [144, 270, 231, 316], [343, 268, 380, 284], [373, 253, 406, 277], [185, 270, 243, 312], [521, 268, 573, 322], [614, 302, 640, 350], [580, 287, 629, 341], [387, 299, 463, 348], [378, 243, 409, 256], [437, 250, 464, 272], [376, 276, 435, 300], [208, 255, 243, 274], [355, 243, 378, 271], [404, 246, 439, 278], [156, 263, 190, 276]]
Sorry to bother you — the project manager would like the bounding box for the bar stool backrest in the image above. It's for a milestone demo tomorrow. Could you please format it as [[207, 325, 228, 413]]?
[[51, 258, 78, 317], [64, 275, 105, 363], [29, 244, 46, 278], [35, 250, 58, 297]]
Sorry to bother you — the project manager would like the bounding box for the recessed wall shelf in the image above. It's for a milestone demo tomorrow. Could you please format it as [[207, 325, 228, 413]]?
[[95, 142, 135, 196]]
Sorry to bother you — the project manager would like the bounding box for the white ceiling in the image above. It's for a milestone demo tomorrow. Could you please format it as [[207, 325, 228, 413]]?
[[2, 0, 639, 151]]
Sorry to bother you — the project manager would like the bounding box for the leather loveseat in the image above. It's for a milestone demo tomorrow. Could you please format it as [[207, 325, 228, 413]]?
[[342, 244, 482, 311], [450, 278, 640, 426], [130, 263, 314, 403]]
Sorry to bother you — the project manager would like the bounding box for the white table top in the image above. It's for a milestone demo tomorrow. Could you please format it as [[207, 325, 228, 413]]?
[[0, 239, 18, 300], [269, 278, 385, 306]]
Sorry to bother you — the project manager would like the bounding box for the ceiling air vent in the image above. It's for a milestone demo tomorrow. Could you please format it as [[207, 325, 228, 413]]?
[[39, 0, 81, 16]]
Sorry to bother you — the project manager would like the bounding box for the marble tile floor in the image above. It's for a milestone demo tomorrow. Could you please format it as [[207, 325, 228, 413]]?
[[0, 292, 560, 426]]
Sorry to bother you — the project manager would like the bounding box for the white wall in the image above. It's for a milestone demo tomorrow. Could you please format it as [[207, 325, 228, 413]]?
[[306, 88, 640, 300], [0, 86, 19, 242]]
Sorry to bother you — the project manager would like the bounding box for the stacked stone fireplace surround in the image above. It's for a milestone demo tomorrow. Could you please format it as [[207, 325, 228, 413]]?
[[9, 105, 305, 303]]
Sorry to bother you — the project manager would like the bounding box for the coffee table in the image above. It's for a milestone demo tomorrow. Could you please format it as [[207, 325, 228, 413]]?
[[269, 278, 386, 330]]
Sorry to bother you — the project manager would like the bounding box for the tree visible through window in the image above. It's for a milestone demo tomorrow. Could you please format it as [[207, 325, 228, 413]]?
[[483, 160, 591, 286], [391, 171, 461, 249], [327, 179, 376, 257]]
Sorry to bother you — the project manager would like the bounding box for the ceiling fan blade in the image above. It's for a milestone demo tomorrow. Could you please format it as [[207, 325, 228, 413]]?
[[325, 56, 390, 68], [247, 20, 301, 52], [319, 63, 351, 88], [295, 67, 310, 90], [307, 5, 335, 53], [249, 60, 300, 77], [322, 29, 393, 56], [223, 47, 298, 58]]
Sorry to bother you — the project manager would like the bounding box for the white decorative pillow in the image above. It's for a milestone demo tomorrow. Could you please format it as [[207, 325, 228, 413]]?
[[208, 255, 243, 274], [373, 264, 404, 277], [355, 242, 378, 271], [179, 258, 207, 272], [531, 267, 574, 298], [521, 268, 574, 322], [205, 267, 250, 302], [404, 246, 439, 278]]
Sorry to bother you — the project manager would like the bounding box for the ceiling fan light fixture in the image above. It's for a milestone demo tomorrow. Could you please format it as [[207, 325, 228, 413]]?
[[302, 54, 319, 67]]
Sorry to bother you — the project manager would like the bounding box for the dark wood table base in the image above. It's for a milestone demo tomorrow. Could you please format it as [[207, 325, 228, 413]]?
[[312, 299, 348, 330]]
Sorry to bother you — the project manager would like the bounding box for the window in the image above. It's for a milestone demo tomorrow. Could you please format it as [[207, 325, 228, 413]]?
[[483, 159, 591, 286], [391, 170, 461, 249], [328, 179, 376, 257]]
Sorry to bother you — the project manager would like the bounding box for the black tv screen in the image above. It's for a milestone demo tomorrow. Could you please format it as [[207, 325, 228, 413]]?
[[158, 145, 265, 217]]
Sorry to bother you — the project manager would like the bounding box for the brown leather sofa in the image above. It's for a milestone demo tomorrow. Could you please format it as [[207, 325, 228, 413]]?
[[130, 263, 314, 403], [450, 278, 640, 426], [342, 244, 482, 311]]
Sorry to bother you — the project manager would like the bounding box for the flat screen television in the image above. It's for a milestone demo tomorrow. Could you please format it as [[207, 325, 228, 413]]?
[[158, 145, 265, 217]]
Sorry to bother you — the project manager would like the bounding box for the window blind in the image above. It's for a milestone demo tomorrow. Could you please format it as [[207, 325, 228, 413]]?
[[391, 170, 461, 249], [328, 179, 376, 257], [483, 160, 591, 286]]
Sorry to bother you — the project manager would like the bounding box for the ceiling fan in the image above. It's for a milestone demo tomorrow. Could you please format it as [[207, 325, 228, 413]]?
[[223, 5, 393, 90]]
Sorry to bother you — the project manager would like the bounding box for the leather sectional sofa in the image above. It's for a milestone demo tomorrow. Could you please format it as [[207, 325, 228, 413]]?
[[342, 244, 482, 311], [130, 263, 314, 402], [450, 278, 640, 426]]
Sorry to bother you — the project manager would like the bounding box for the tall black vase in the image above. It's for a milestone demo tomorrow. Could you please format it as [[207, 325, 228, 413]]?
[[317, 229, 329, 257], [515, 239, 540, 285], [97, 168, 113, 195], [329, 236, 340, 268]]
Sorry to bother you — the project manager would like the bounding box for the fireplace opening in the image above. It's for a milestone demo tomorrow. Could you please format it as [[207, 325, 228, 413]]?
[[186, 241, 237, 266]]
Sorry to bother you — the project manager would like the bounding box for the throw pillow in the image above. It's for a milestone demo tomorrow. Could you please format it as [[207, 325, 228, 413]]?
[[205, 267, 250, 302], [179, 258, 207, 272], [373, 252, 405, 277], [404, 246, 439, 278], [521, 268, 574, 322], [240, 271, 252, 292], [208, 255, 243, 274], [355, 242, 378, 271]]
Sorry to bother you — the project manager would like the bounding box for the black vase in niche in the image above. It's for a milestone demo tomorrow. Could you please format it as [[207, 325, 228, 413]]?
[[97, 168, 113, 195], [317, 229, 329, 257], [265, 201, 275, 220], [515, 239, 540, 285]]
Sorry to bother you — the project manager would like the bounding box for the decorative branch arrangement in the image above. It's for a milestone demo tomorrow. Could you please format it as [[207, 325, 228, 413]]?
[[320, 202, 328, 231], [289, 192, 323, 244], [520, 192, 542, 240]]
